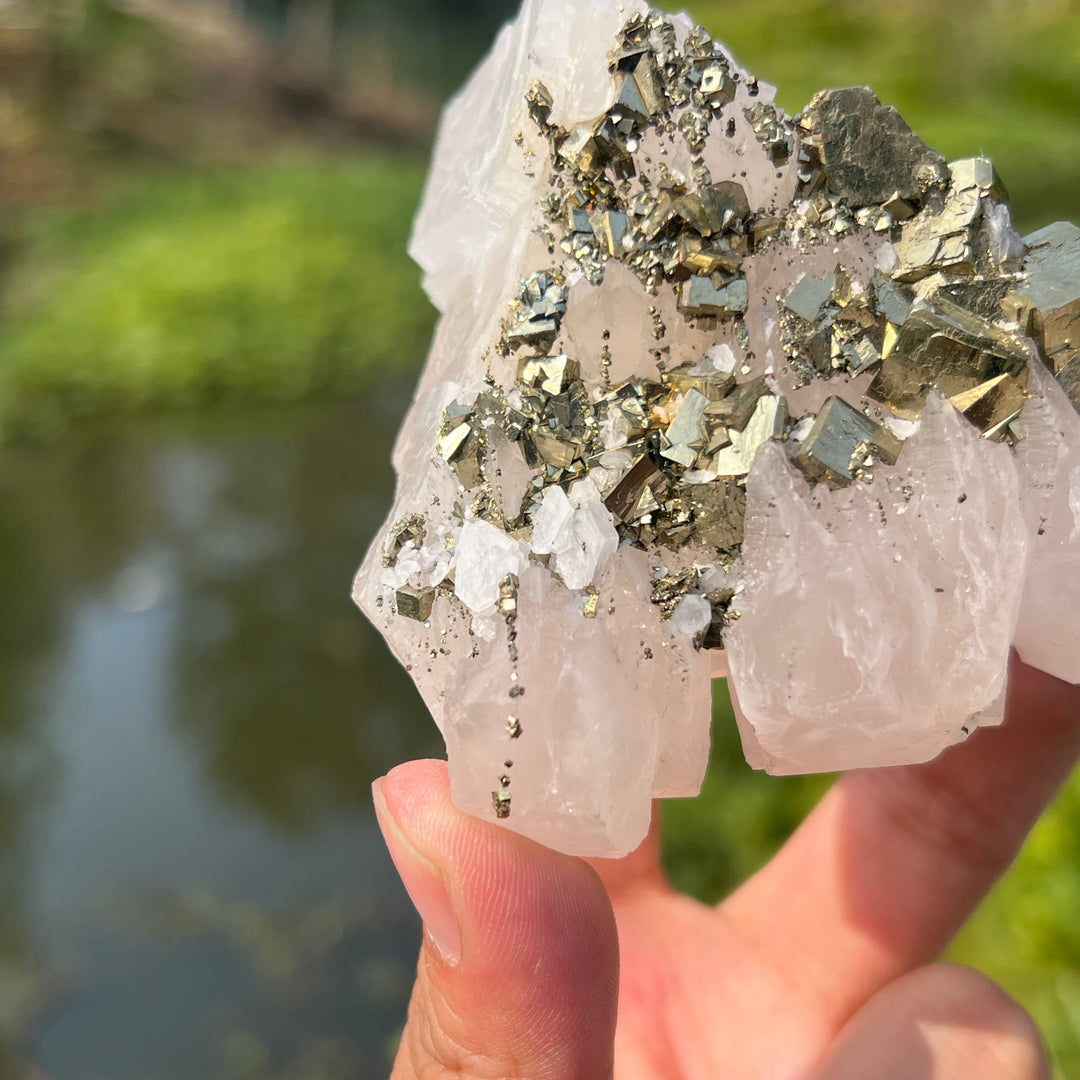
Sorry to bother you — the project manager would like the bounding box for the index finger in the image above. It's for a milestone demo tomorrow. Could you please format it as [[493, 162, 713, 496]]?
[[720, 653, 1080, 1029]]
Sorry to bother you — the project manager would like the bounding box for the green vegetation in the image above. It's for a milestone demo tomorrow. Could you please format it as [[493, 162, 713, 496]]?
[[0, 156, 435, 439]]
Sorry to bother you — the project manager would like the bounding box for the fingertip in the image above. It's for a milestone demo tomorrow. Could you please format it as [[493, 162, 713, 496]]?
[[375, 758, 619, 1079], [373, 757, 619, 973], [376, 759, 451, 827], [373, 760, 461, 891], [373, 761, 462, 964], [814, 964, 1050, 1080]]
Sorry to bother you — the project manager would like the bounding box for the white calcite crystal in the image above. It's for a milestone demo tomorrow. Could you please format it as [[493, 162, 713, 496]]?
[[454, 519, 529, 616], [530, 477, 620, 589], [355, 0, 1080, 856]]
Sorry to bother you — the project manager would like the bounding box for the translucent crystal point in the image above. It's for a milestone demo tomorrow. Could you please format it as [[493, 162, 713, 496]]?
[[1013, 361, 1080, 683], [726, 395, 1027, 774]]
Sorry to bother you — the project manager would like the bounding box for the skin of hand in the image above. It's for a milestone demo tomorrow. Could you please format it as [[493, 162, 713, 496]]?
[[372, 653, 1079, 1080]]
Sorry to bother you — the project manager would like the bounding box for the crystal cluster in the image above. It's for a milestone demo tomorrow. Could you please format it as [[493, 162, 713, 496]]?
[[354, 0, 1080, 857]]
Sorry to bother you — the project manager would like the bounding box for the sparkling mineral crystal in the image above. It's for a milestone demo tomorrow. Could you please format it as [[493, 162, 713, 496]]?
[[354, 0, 1080, 857]]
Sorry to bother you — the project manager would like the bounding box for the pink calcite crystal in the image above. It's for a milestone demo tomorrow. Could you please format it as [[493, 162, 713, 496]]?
[[354, 0, 1080, 856]]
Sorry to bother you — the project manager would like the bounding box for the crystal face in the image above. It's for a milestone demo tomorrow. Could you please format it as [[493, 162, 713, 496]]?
[[354, 0, 1080, 857]]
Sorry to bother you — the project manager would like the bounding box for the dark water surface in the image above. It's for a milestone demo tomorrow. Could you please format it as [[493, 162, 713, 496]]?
[[0, 379, 438, 1079]]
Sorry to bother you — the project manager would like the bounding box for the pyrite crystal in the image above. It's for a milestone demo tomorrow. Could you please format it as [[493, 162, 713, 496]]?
[[355, 0, 1080, 857]]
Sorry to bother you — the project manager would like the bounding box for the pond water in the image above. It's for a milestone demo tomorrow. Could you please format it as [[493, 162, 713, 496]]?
[[0, 378, 440, 1079]]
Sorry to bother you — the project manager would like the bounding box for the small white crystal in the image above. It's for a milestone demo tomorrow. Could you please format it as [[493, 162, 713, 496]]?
[[784, 415, 816, 451], [695, 343, 739, 375], [530, 477, 619, 589], [598, 449, 634, 479], [381, 544, 422, 590], [598, 407, 630, 449], [876, 241, 898, 273], [529, 485, 574, 556], [558, 480, 621, 589], [454, 519, 528, 616], [983, 201, 1026, 270], [671, 594, 711, 638]]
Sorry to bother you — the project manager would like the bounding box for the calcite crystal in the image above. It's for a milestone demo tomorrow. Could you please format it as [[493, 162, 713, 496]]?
[[354, 0, 1080, 857]]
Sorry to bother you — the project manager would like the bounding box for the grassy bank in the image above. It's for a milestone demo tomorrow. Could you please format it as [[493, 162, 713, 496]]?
[[0, 155, 435, 440]]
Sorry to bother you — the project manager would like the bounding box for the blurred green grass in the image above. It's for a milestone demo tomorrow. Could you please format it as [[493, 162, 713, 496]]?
[[0, 155, 435, 439], [3, 1, 1079, 437]]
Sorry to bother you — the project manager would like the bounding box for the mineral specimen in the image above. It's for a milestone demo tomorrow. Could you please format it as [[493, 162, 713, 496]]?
[[354, 0, 1080, 857]]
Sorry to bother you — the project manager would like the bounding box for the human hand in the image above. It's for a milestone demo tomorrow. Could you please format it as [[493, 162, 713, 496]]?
[[372, 654, 1079, 1079]]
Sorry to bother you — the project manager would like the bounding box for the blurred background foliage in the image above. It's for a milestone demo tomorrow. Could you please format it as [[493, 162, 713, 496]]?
[[0, 0, 1078, 1076], [3, 0, 1080, 436]]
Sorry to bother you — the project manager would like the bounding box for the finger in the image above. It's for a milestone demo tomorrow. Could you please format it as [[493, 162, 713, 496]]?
[[723, 655, 1080, 1026], [372, 759, 619, 1080], [812, 964, 1049, 1080]]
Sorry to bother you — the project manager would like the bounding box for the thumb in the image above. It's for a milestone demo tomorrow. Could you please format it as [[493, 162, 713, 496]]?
[[372, 760, 620, 1080]]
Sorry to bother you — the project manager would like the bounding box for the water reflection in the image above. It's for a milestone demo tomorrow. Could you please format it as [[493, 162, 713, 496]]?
[[0, 378, 439, 1078]]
